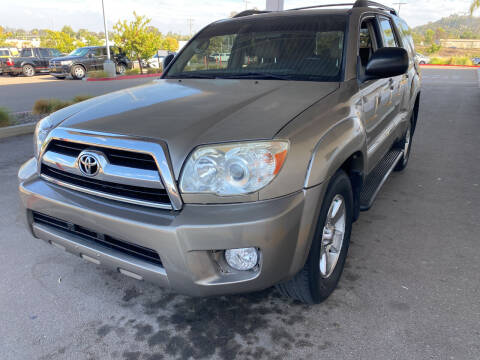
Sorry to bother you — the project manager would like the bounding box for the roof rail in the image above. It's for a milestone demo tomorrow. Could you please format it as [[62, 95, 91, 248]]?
[[290, 3, 355, 11], [233, 10, 271, 18], [353, 0, 397, 15], [290, 1, 397, 15]]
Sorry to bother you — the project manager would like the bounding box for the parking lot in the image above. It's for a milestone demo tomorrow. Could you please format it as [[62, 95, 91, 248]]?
[[0, 67, 479, 360], [0, 75, 158, 113]]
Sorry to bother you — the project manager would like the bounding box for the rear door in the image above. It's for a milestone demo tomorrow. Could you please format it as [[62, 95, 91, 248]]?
[[37, 48, 52, 71], [94, 47, 108, 70]]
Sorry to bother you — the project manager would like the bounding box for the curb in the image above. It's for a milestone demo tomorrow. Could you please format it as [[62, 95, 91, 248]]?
[[420, 64, 480, 69], [86, 73, 162, 82], [0, 122, 36, 139]]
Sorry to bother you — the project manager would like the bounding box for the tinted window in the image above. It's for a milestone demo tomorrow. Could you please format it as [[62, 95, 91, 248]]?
[[21, 49, 33, 57], [378, 17, 398, 47], [39, 49, 51, 57], [166, 15, 347, 82], [69, 48, 90, 57], [0, 50, 9, 56]]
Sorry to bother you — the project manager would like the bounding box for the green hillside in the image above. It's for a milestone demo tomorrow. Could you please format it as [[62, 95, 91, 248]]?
[[414, 14, 480, 39]]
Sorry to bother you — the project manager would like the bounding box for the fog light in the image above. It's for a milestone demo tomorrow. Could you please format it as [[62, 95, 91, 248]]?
[[224, 247, 259, 271]]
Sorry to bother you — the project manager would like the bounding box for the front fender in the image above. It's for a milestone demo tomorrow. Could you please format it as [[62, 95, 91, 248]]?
[[304, 117, 366, 188]]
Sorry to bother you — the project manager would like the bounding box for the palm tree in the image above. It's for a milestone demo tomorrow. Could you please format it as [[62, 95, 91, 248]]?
[[471, 0, 480, 14]]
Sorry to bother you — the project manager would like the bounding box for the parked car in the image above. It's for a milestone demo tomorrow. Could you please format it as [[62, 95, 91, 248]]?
[[0, 48, 18, 74], [472, 57, 480, 65], [209, 52, 230, 62], [19, 1, 421, 304], [49, 46, 132, 79], [0, 47, 61, 77], [415, 52, 430, 65], [148, 54, 166, 69]]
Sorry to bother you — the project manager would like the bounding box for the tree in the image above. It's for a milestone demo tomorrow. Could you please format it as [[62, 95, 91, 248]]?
[[434, 27, 446, 42], [41, 30, 83, 53], [470, 0, 480, 14], [424, 29, 435, 45], [113, 12, 163, 73], [61, 25, 76, 38], [0, 26, 9, 47], [162, 37, 179, 51]]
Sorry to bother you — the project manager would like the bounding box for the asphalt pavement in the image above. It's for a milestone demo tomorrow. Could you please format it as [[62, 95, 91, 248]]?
[[0, 68, 479, 360], [0, 75, 159, 113]]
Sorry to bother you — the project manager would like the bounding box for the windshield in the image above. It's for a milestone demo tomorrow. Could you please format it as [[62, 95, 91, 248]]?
[[165, 14, 346, 81], [68, 48, 90, 57]]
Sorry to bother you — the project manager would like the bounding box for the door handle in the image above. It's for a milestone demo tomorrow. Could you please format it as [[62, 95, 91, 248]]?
[[389, 78, 394, 90]]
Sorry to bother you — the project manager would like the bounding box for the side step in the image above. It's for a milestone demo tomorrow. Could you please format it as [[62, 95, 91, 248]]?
[[359, 149, 403, 211]]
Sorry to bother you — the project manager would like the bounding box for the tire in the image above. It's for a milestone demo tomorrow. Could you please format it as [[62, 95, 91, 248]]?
[[394, 115, 414, 172], [71, 65, 86, 80], [419, 61, 426, 65], [54, 76, 66, 80], [276, 170, 353, 304], [116, 63, 126, 75], [22, 64, 35, 77]]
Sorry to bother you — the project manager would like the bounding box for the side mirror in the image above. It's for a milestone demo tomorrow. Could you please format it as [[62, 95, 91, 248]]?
[[365, 47, 408, 80], [163, 54, 175, 69]]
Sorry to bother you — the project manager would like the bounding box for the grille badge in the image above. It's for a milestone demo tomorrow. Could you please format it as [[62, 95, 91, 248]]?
[[78, 151, 101, 177]]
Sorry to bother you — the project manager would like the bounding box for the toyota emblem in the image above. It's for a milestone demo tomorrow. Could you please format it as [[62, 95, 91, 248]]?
[[78, 152, 100, 177]]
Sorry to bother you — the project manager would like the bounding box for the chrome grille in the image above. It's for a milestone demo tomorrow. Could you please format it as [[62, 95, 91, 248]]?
[[40, 139, 174, 209]]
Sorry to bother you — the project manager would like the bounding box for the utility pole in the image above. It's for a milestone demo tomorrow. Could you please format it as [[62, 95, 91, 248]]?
[[101, 0, 116, 77], [244, 0, 251, 10], [392, 2, 407, 15], [187, 18, 194, 37]]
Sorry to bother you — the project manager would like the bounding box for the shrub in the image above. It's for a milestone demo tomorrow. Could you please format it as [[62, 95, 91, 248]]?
[[448, 57, 473, 66], [430, 57, 447, 65], [72, 94, 94, 103], [0, 107, 11, 127], [87, 70, 110, 79], [146, 68, 162, 74], [33, 95, 94, 115], [125, 68, 141, 75]]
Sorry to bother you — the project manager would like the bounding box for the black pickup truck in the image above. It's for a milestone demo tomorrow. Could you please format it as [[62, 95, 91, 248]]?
[[0, 48, 61, 77]]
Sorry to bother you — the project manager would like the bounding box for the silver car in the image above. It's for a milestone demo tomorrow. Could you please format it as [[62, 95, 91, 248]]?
[[19, 1, 421, 304]]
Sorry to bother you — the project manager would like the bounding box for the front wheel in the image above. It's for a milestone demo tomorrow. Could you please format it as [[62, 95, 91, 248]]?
[[71, 65, 86, 80], [276, 170, 353, 304], [22, 64, 35, 77], [394, 121, 413, 172]]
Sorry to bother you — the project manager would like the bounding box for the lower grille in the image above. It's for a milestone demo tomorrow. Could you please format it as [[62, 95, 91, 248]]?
[[41, 164, 171, 205], [32, 211, 163, 267]]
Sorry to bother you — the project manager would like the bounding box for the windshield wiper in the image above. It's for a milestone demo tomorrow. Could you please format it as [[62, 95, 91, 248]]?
[[218, 72, 296, 80]]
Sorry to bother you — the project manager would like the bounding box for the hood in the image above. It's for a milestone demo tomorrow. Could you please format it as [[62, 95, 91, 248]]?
[[57, 79, 338, 175]]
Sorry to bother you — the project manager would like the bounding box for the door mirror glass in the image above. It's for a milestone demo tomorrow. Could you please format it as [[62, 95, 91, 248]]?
[[365, 47, 408, 80], [163, 54, 175, 69]]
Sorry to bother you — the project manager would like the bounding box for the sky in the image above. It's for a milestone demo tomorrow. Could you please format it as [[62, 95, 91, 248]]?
[[3, 0, 477, 35]]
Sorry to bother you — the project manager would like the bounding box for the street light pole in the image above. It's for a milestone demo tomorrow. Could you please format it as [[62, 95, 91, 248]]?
[[101, 0, 116, 77]]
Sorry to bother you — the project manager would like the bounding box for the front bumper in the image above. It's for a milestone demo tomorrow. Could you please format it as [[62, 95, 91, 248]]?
[[19, 158, 323, 297]]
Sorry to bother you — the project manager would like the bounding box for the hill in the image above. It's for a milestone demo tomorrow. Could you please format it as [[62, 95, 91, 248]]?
[[414, 14, 480, 39]]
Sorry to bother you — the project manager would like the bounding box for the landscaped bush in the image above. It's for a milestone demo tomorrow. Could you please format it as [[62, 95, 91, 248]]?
[[0, 107, 11, 127], [448, 56, 473, 66], [146, 68, 162, 74], [125, 68, 141, 75], [87, 70, 110, 79], [72, 94, 94, 103], [33, 95, 95, 115], [430, 57, 447, 65]]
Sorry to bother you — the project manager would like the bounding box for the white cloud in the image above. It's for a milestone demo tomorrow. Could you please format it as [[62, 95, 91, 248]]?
[[2, 0, 475, 33]]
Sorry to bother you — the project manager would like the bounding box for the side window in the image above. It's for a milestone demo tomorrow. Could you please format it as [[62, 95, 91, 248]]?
[[358, 18, 381, 73], [39, 49, 51, 57], [378, 17, 398, 47], [92, 48, 104, 57], [21, 49, 33, 57]]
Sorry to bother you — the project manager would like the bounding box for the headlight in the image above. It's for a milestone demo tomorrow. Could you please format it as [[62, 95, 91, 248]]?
[[60, 60, 72, 66], [34, 116, 56, 158], [180, 141, 288, 196]]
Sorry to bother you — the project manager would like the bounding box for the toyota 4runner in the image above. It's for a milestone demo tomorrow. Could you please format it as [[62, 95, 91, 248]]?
[[19, 1, 421, 304]]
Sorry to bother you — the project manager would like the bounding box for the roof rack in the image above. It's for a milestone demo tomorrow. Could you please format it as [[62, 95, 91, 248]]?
[[233, 10, 271, 18], [291, 1, 397, 15]]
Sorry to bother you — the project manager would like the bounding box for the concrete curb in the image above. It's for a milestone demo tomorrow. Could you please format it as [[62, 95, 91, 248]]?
[[0, 122, 36, 139], [86, 73, 162, 82], [420, 64, 480, 69]]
